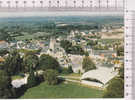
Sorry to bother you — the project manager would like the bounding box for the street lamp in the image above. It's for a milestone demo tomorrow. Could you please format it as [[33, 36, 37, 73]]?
[[82, 0, 84, 8], [7, 1, 10, 8], [15, 1, 18, 8], [0, 1, 2, 8], [90, 0, 92, 8], [115, 0, 117, 9], [40, 1, 43, 8], [49, 1, 51, 7], [57, 1, 59, 7], [32, 1, 35, 8], [65, 0, 67, 8], [99, 0, 101, 8], [107, 0, 109, 8], [73, 0, 76, 8], [23, 1, 26, 8]]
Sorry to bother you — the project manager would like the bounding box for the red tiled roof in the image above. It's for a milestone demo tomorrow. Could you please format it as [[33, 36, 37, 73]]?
[[0, 57, 5, 62]]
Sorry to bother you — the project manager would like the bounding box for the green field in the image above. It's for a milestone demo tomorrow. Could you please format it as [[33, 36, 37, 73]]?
[[12, 75, 24, 80], [20, 82, 104, 99]]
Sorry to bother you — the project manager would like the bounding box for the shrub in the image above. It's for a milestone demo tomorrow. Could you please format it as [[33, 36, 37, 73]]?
[[43, 69, 58, 85]]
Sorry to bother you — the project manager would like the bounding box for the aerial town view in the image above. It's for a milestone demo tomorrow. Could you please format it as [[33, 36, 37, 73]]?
[[0, 12, 124, 99]]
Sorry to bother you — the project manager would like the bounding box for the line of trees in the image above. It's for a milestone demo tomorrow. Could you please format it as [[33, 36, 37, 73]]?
[[0, 49, 64, 98]]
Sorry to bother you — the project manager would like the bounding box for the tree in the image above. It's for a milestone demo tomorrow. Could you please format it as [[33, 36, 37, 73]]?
[[3, 50, 23, 75], [0, 70, 11, 89], [82, 56, 96, 72], [43, 69, 58, 85], [60, 40, 72, 49], [60, 40, 85, 55], [103, 78, 124, 98], [0, 70, 15, 98], [39, 54, 60, 71], [87, 40, 97, 47], [0, 29, 12, 41], [0, 49, 9, 56], [23, 54, 39, 72], [27, 68, 37, 88], [61, 66, 73, 74]]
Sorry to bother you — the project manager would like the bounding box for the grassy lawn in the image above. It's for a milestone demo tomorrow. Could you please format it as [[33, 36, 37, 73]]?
[[20, 82, 104, 99], [68, 73, 81, 77], [12, 75, 24, 80], [59, 73, 81, 81], [60, 73, 81, 77]]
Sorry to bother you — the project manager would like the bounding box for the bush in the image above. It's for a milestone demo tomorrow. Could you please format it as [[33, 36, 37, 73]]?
[[82, 56, 96, 72], [43, 69, 58, 85], [103, 78, 124, 98]]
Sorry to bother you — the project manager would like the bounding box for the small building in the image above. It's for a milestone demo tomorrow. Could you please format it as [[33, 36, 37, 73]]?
[[0, 40, 8, 49], [0, 57, 5, 63], [92, 50, 117, 57]]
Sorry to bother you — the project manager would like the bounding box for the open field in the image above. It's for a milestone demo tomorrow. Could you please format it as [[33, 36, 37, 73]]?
[[20, 82, 104, 99]]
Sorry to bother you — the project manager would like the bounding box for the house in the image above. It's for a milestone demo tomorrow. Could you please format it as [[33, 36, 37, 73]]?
[[0, 57, 5, 63], [0, 40, 8, 49]]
